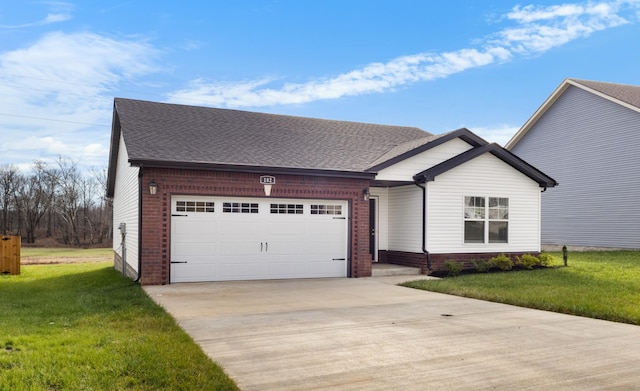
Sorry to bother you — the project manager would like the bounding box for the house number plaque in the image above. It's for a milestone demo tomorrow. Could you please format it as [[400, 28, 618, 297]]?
[[260, 176, 276, 185]]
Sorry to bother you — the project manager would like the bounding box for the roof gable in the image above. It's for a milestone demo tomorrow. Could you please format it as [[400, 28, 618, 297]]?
[[366, 128, 488, 172], [506, 78, 640, 150], [414, 143, 558, 188]]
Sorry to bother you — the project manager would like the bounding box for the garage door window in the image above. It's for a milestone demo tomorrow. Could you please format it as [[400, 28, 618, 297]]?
[[223, 202, 259, 213], [310, 204, 342, 215], [176, 201, 215, 213], [270, 204, 304, 214]]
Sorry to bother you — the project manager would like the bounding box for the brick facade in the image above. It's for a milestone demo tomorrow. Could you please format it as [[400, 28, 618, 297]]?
[[378, 250, 540, 275], [429, 252, 539, 273], [138, 167, 372, 285], [378, 250, 429, 274]]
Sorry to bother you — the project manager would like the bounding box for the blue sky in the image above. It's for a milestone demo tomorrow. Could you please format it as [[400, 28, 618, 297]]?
[[1, 0, 639, 171]]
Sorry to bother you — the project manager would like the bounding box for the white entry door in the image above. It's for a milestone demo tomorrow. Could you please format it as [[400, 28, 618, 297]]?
[[170, 196, 349, 282]]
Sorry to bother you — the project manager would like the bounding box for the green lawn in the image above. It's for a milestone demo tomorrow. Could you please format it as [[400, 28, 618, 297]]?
[[403, 251, 640, 325], [0, 262, 238, 391]]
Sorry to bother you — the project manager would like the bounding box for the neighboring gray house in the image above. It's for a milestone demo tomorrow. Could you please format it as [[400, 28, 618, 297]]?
[[506, 78, 640, 249]]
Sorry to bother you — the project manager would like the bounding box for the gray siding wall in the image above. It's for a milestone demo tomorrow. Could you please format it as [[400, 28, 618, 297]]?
[[511, 86, 640, 248]]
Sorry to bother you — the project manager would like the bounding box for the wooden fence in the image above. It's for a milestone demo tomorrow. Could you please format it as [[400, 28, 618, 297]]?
[[0, 236, 20, 275]]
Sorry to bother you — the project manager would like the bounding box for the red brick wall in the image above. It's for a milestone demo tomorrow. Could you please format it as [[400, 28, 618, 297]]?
[[378, 250, 539, 275], [378, 250, 429, 274], [430, 252, 540, 273], [139, 167, 372, 285]]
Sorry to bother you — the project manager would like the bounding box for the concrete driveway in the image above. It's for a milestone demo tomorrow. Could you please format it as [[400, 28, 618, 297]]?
[[145, 277, 640, 390]]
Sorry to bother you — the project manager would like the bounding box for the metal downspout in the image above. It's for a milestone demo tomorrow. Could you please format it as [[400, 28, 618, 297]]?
[[134, 168, 143, 283], [414, 182, 432, 271]]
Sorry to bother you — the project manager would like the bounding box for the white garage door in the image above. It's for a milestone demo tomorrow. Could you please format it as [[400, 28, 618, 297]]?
[[170, 196, 349, 282]]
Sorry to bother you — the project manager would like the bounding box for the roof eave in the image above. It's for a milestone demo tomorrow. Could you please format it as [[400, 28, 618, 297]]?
[[505, 78, 576, 150], [129, 159, 377, 180], [105, 103, 122, 198], [506, 78, 640, 150]]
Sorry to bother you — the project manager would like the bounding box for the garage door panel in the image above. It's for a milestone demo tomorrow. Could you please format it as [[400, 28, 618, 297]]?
[[307, 260, 345, 274], [268, 221, 307, 235], [218, 261, 266, 279], [172, 263, 217, 282], [224, 221, 261, 235], [171, 196, 348, 283], [173, 241, 218, 257], [267, 260, 305, 276], [220, 241, 261, 256], [174, 220, 219, 235], [308, 221, 344, 235], [305, 242, 344, 255]]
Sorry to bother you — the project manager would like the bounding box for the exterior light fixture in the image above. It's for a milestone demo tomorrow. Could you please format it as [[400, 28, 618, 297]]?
[[363, 188, 370, 201], [149, 181, 158, 195]]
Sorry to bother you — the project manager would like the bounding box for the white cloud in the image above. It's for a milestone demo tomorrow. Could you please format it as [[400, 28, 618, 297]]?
[[43, 13, 72, 24], [168, 47, 511, 107], [0, 31, 161, 169], [0, 1, 73, 29], [470, 125, 521, 147], [495, 1, 629, 54], [167, 0, 638, 108]]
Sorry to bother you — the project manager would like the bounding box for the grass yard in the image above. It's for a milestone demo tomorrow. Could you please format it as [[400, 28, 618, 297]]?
[[403, 251, 640, 325], [0, 262, 238, 391]]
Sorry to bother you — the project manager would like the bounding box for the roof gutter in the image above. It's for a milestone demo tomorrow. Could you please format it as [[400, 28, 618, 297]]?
[[414, 181, 432, 272], [129, 159, 377, 181]]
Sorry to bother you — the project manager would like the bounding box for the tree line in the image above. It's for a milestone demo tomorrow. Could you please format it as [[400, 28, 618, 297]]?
[[0, 157, 112, 246]]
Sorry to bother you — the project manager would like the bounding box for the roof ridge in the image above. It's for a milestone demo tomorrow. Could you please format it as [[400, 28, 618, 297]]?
[[114, 97, 428, 132]]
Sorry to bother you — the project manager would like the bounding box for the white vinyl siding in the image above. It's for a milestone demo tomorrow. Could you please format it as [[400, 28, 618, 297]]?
[[112, 134, 139, 273], [426, 153, 541, 254], [387, 185, 423, 253], [370, 187, 389, 251], [375, 138, 473, 182]]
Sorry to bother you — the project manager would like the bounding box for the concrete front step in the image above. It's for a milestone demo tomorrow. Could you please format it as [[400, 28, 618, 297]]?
[[371, 263, 421, 277]]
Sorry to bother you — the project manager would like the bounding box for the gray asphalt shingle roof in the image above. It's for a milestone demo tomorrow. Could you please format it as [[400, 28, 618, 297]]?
[[114, 98, 433, 173], [571, 79, 640, 110]]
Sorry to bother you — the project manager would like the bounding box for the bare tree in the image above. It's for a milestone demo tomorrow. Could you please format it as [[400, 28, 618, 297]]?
[[14, 161, 57, 243], [89, 167, 112, 244], [0, 165, 19, 235], [54, 157, 82, 246], [79, 174, 97, 243], [0, 157, 112, 247]]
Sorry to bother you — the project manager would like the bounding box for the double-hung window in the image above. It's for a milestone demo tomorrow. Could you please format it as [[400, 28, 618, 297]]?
[[464, 196, 509, 243]]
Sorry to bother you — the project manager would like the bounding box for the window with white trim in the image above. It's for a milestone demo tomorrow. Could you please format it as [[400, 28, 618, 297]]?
[[464, 196, 508, 243]]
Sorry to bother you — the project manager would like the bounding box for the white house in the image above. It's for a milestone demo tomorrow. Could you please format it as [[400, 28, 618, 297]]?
[[106, 98, 557, 284]]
